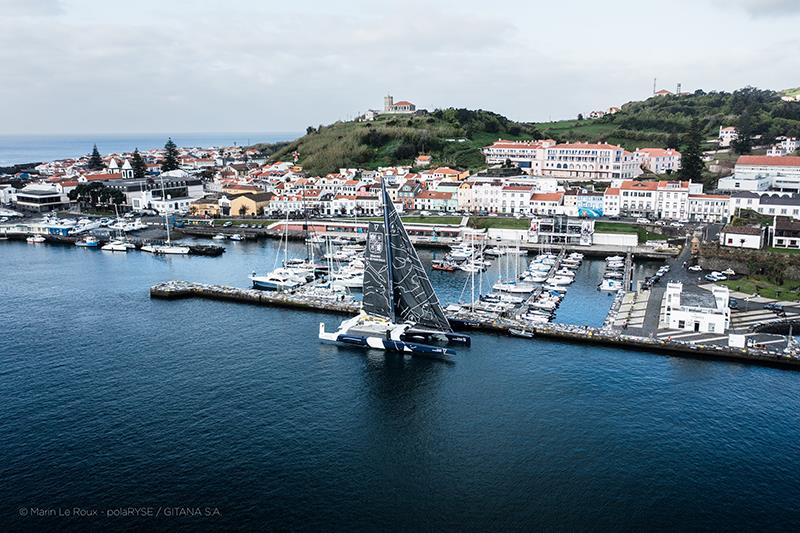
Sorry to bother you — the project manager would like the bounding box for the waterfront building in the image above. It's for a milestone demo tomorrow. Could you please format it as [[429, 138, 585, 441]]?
[[687, 194, 730, 222], [529, 192, 564, 216], [772, 216, 800, 249], [719, 225, 765, 249], [603, 187, 620, 216], [663, 282, 730, 334], [414, 190, 458, 212], [105, 176, 205, 214], [229, 192, 275, 217], [14, 184, 70, 212], [618, 180, 658, 218], [655, 180, 692, 220], [500, 185, 534, 215], [528, 215, 594, 245]]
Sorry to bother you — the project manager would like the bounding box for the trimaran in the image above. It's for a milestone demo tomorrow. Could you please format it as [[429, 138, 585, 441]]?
[[319, 179, 470, 359]]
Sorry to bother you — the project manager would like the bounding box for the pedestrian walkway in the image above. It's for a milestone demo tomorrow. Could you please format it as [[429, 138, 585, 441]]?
[[730, 308, 799, 330]]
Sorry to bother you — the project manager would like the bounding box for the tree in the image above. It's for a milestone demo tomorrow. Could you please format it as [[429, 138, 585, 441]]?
[[131, 148, 147, 180], [88, 144, 104, 171], [306, 126, 316, 135], [577, 113, 584, 121], [679, 118, 704, 183], [731, 111, 754, 154], [666, 132, 680, 150], [161, 138, 180, 172]]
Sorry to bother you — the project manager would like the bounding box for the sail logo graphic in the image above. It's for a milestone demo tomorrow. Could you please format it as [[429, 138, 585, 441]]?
[[368, 232, 384, 256]]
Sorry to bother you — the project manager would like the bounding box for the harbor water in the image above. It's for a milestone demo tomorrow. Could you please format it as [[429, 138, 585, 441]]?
[[2, 239, 800, 530]]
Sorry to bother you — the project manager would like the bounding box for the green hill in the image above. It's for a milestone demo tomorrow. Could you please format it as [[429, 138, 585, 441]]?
[[537, 87, 800, 150], [254, 87, 800, 176], [257, 109, 542, 176]]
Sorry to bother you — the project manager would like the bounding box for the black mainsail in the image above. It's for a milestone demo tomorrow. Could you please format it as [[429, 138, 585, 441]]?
[[361, 181, 452, 332]]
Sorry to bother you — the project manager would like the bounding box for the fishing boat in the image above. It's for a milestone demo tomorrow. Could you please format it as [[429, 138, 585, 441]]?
[[75, 236, 99, 247], [319, 180, 470, 359]]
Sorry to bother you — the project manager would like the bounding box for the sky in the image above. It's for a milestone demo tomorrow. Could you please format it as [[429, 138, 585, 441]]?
[[1, 0, 799, 135]]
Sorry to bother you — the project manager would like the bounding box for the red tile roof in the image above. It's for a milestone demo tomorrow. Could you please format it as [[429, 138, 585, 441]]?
[[531, 192, 563, 202], [736, 155, 800, 167], [416, 190, 454, 200], [552, 142, 624, 151], [620, 180, 658, 190]]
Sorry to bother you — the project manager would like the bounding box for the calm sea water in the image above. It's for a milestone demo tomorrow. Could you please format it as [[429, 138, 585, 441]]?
[[1, 240, 799, 531], [0, 132, 300, 166]]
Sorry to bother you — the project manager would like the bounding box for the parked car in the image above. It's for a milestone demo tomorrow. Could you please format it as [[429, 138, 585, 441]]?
[[607, 215, 621, 221], [705, 273, 727, 282], [636, 218, 650, 224], [688, 265, 702, 272], [729, 298, 738, 309], [765, 303, 784, 312], [669, 222, 683, 228]]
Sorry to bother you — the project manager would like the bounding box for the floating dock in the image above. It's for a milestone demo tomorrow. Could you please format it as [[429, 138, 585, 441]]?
[[150, 280, 800, 370]]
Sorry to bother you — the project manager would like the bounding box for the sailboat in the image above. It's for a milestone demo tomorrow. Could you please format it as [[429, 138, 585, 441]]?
[[319, 180, 470, 358], [141, 174, 190, 255]]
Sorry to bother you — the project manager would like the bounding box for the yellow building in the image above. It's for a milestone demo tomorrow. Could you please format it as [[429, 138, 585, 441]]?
[[189, 197, 222, 217], [229, 192, 274, 217]]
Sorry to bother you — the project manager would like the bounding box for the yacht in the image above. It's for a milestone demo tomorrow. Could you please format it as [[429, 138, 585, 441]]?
[[250, 268, 305, 291], [101, 240, 131, 252], [212, 233, 227, 240], [26, 235, 46, 243], [319, 180, 469, 359]]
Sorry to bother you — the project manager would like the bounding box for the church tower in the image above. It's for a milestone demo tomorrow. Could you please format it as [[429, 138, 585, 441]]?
[[384, 94, 394, 112]]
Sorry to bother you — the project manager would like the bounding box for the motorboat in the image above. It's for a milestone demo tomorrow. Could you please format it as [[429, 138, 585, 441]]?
[[101, 240, 130, 252], [599, 278, 623, 291], [26, 235, 46, 243], [554, 268, 575, 278], [545, 275, 573, 286], [229, 234, 244, 241], [250, 268, 305, 291], [493, 281, 536, 294], [432, 260, 457, 272], [331, 272, 364, 289], [606, 255, 624, 262], [75, 236, 100, 247], [319, 180, 469, 358], [212, 233, 227, 240], [484, 247, 506, 257]]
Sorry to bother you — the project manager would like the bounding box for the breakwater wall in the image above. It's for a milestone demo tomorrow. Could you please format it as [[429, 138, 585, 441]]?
[[150, 280, 800, 370]]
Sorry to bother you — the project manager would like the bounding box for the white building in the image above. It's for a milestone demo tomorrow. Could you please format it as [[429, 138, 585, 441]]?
[[636, 148, 682, 174], [663, 282, 730, 334], [721, 155, 800, 192], [719, 225, 765, 249], [655, 180, 691, 220], [618, 181, 658, 218], [603, 187, 620, 216], [687, 194, 730, 222], [719, 126, 738, 148], [728, 191, 800, 220], [500, 185, 534, 215]]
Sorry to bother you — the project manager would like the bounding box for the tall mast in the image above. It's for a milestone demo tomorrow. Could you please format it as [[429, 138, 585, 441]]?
[[160, 174, 171, 244], [381, 179, 395, 323]]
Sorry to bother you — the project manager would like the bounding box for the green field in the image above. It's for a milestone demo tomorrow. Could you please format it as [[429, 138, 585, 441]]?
[[594, 221, 667, 241], [720, 275, 800, 300]]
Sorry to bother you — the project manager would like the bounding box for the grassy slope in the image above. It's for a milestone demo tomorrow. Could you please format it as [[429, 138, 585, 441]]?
[[265, 110, 540, 175], [720, 276, 800, 300]]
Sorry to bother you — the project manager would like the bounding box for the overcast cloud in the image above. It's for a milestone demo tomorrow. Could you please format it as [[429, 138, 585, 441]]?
[[0, 0, 798, 134]]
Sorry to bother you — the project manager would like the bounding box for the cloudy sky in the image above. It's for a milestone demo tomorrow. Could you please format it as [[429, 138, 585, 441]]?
[[1, 0, 798, 134]]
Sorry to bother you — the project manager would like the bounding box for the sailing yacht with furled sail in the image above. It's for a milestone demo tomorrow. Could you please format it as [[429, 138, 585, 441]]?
[[319, 180, 470, 359]]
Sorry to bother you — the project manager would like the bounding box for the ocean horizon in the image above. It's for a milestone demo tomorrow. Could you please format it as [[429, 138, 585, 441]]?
[[0, 132, 301, 167]]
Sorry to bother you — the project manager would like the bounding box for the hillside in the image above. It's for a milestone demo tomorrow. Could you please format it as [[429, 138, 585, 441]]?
[[259, 109, 542, 175], [255, 87, 800, 176], [536, 87, 800, 150]]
